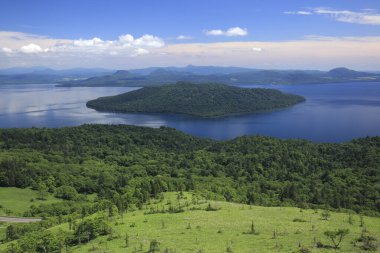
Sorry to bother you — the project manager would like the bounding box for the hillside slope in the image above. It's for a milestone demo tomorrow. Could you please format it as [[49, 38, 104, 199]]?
[[1, 192, 379, 253]]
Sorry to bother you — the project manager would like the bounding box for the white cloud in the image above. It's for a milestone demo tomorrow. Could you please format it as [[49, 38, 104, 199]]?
[[1, 31, 380, 70], [119, 34, 134, 43], [252, 47, 263, 52], [134, 34, 165, 48], [20, 43, 44, 53], [3, 33, 165, 56], [284, 11, 312, 15], [133, 48, 149, 56], [1, 47, 13, 53], [176, 35, 192, 40], [204, 27, 248, 37], [225, 27, 248, 36], [73, 37, 104, 47], [204, 29, 224, 36], [314, 8, 380, 25], [285, 8, 380, 26]]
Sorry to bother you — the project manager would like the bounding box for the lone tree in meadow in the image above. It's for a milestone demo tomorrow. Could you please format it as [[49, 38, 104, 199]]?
[[324, 229, 349, 249], [148, 239, 160, 253], [243, 220, 259, 235]]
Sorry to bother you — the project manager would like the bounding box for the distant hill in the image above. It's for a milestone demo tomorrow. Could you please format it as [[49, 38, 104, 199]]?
[[0, 67, 114, 84], [326, 67, 378, 80], [58, 67, 380, 87], [2, 66, 379, 86], [86, 82, 305, 117], [128, 65, 257, 75], [0, 67, 113, 76]]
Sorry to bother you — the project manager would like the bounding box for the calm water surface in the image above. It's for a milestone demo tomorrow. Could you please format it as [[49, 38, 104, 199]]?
[[0, 82, 379, 142]]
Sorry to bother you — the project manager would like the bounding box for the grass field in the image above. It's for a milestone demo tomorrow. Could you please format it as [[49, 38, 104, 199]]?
[[0, 187, 60, 216], [0, 222, 7, 242], [0, 192, 379, 253], [65, 193, 380, 253]]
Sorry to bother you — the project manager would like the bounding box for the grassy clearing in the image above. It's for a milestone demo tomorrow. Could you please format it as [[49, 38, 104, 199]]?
[[0, 192, 378, 252], [65, 192, 380, 253], [0, 187, 60, 216]]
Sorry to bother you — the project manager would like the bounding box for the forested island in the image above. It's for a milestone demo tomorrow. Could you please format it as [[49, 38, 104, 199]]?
[[86, 82, 305, 117]]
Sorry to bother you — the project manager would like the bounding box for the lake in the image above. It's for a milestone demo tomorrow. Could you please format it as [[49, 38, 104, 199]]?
[[0, 82, 379, 142]]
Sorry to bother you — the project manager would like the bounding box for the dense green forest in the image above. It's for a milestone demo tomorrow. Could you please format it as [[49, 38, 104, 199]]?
[[86, 82, 305, 117], [0, 124, 378, 214], [0, 125, 379, 252]]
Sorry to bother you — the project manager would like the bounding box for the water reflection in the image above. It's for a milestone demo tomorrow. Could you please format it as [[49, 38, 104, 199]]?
[[0, 83, 379, 142]]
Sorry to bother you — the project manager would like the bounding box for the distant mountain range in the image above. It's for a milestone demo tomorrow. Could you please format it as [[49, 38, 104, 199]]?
[[0, 67, 114, 84], [0, 65, 379, 85], [57, 67, 380, 87], [127, 65, 257, 75]]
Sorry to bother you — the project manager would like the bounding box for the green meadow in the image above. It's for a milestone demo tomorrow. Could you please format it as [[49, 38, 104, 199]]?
[[1, 192, 374, 253], [0, 187, 60, 216]]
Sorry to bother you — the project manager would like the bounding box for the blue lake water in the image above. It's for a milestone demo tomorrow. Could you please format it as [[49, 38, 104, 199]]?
[[0, 82, 379, 142]]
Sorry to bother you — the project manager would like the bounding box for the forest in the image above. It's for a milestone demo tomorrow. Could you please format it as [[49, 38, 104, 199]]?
[[0, 124, 378, 214], [0, 124, 379, 252], [86, 82, 305, 117]]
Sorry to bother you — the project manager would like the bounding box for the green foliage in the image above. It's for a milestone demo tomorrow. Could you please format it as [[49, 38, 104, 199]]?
[[321, 210, 330, 220], [324, 229, 349, 249], [36, 183, 48, 201], [293, 218, 307, 222], [86, 82, 305, 117], [54, 185, 78, 200], [148, 239, 160, 253], [5, 220, 55, 241], [354, 229, 378, 251], [125, 232, 129, 248], [0, 124, 379, 216], [1, 192, 380, 253], [243, 220, 259, 235], [73, 217, 112, 244], [0, 187, 59, 216], [293, 246, 311, 253], [205, 203, 219, 211]]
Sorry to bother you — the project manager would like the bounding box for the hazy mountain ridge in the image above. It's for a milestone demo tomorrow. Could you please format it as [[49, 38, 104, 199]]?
[[0, 67, 114, 84], [0, 65, 379, 85], [58, 66, 380, 87]]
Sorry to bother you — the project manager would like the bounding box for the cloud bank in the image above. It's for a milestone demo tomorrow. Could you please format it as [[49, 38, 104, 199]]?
[[1, 32, 165, 56], [285, 8, 380, 26], [1, 31, 380, 70]]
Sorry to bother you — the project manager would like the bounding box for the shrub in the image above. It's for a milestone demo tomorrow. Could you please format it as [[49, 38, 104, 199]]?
[[293, 218, 306, 222], [324, 229, 349, 249], [205, 203, 219, 211], [355, 231, 378, 251], [54, 186, 78, 200], [148, 239, 160, 253], [321, 210, 330, 220]]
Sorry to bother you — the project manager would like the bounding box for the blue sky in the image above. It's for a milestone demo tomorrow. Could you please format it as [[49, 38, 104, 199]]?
[[1, 0, 379, 41], [0, 0, 380, 69]]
